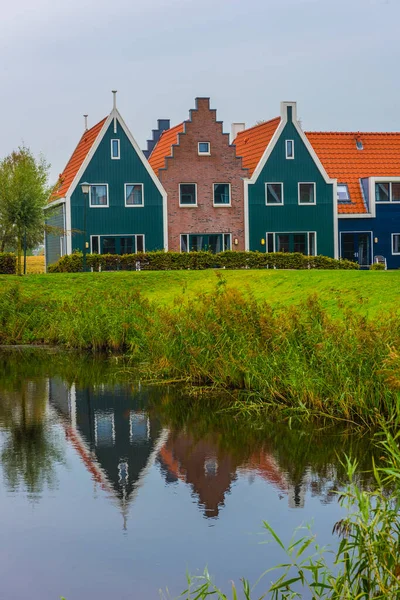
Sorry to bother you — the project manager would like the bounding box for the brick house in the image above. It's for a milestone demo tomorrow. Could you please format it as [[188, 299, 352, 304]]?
[[148, 97, 248, 252]]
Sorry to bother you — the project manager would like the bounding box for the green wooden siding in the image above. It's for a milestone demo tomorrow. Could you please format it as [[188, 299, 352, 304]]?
[[45, 203, 65, 267], [70, 120, 164, 253], [248, 117, 335, 257]]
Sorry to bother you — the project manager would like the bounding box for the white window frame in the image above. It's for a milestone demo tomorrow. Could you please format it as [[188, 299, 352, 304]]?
[[392, 233, 400, 255], [94, 410, 115, 447], [179, 183, 197, 207], [89, 183, 109, 208], [285, 139, 294, 159], [111, 139, 120, 160], [375, 182, 400, 204], [90, 233, 145, 254], [124, 183, 144, 207], [129, 411, 150, 443], [180, 232, 232, 253], [298, 182, 316, 205], [265, 231, 317, 256], [337, 183, 350, 202], [213, 183, 231, 207], [198, 141, 210, 155], [265, 182, 284, 206]]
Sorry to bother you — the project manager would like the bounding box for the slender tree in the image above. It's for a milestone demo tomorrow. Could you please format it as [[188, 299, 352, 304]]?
[[0, 146, 51, 274]]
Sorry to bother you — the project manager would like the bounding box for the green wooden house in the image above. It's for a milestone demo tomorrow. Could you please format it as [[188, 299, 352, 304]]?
[[45, 93, 167, 267], [234, 102, 337, 257]]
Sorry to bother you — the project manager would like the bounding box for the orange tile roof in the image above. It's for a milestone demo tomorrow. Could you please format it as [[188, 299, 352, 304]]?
[[51, 117, 107, 201], [148, 122, 185, 174], [233, 117, 281, 176], [306, 131, 400, 214]]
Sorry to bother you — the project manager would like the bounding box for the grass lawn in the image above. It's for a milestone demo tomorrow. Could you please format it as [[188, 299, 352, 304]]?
[[25, 255, 45, 274], [1, 269, 398, 318]]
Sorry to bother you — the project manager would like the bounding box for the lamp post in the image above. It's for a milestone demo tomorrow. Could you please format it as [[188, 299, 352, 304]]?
[[80, 182, 90, 272]]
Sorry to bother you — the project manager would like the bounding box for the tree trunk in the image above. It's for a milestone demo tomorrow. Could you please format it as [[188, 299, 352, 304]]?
[[17, 231, 22, 276]]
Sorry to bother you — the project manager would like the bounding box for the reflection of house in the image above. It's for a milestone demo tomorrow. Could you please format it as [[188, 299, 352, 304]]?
[[158, 433, 238, 518], [49, 379, 168, 528]]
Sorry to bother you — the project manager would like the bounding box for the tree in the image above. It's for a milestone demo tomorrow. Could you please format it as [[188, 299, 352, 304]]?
[[0, 146, 51, 274]]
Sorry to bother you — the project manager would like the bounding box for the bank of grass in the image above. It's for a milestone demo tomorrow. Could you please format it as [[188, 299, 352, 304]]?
[[1, 272, 400, 425]]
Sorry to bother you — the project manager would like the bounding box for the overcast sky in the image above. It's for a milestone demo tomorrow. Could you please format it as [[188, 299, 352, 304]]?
[[1, 0, 399, 181]]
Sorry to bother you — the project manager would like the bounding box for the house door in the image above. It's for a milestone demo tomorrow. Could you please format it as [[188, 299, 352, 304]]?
[[341, 233, 372, 266]]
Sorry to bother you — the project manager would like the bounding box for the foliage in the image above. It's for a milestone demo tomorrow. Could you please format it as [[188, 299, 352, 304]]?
[[0, 146, 52, 274], [47, 250, 359, 273], [180, 430, 400, 599], [370, 262, 386, 271], [0, 252, 16, 274]]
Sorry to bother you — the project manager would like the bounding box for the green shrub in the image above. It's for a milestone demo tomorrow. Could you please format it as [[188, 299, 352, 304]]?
[[48, 251, 359, 273], [370, 262, 386, 270], [0, 253, 16, 274]]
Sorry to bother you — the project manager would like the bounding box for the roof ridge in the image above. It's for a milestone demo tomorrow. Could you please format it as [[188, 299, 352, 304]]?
[[236, 116, 281, 137], [306, 130, 400, 136]]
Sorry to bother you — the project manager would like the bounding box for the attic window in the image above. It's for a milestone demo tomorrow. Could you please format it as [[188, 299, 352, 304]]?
[[198, 142, 210, 155], [111, 139, 120, 159], [285, 140, 294, 159], [355, 139, 363, 150], [337, 184, 350, 202]]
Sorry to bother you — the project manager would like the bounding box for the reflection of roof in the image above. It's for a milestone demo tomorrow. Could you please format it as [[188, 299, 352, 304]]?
[[148, 122, 185, 173], [51, 118, 107, 200], [306, 131, 400, 214], [239, 452, 288, 491], [233, 117, 281, 175]]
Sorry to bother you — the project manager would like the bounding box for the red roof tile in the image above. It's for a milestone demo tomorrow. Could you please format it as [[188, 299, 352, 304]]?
[[148, 122, 185, 174], [233, 117, 281, 175], [51, 117, 107, 201], [306, 131, 400, 214]]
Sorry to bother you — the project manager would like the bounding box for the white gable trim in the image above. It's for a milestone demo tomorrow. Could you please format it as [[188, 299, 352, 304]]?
[[63, 108, 168, 252]]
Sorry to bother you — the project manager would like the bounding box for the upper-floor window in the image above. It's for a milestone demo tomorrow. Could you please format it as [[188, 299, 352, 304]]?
[[266, 183, 283, 205], [125, 183, 144, 207], [337, 184, 350, 202], [111, 139, 120, 159], [179, 183, 197, 206], [298, 182, 316, 205], [285, 140, 294, 159], [213, 183, 231, 205], [375, 182, 400, 203], [89, 184, 108, 207], [198, 142, 210, 155]]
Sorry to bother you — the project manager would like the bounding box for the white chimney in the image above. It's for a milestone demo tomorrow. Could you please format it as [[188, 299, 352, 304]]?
[[83, 114, 88, 131], [231, 122, 246, 143]]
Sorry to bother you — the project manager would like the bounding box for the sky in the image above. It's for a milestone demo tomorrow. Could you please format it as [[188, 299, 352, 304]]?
[[1, 0, 399, 182]]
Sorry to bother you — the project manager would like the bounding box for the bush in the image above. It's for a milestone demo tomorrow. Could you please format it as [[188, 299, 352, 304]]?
[[48, 251, 359, 273], [370, 262, 386, 270], [0, 253, 16, 274]]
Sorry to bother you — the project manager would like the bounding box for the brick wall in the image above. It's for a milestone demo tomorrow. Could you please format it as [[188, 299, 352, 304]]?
[[158, 98, 248, 251]]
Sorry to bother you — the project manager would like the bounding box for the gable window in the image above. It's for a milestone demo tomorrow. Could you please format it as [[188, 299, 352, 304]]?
[[265, 183, 283, 205], [179, 183, 197, 206], [299, 182, 316, 205], [337, 184, 350, 202], [213, 183, 231, 205], [198, 142, 210, 155], [125, 183, 144, 207], [89, 184, 108, 207], [392, 234, 400, 254], [285, 140, 294, 159], [376, 182, 400, 202], [111, 139, 120, 159]]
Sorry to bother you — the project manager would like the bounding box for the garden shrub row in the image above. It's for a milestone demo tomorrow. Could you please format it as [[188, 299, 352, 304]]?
[[48, 250, 359, 272], [0, 253, 16, 274]]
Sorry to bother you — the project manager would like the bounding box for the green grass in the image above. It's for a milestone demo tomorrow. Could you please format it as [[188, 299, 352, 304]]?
[[1, 269, 399, 318]]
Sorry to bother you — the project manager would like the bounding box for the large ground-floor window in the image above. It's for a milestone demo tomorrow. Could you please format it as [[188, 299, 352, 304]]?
[[266, 231, 317, 255], [180, 233, 231, 253], [90, 234, 145, 254]]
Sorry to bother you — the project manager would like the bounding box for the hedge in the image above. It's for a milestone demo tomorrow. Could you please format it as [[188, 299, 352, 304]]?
[[48, 251, 359, 273], [0, 253, 16, 274]]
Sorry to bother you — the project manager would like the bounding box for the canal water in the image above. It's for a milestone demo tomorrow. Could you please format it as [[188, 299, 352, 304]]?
[[0, 350, 377, 600]]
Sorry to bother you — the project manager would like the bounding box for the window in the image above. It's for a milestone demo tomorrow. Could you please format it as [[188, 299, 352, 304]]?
[[111, 139, 120, 159], [376, 182, 400, 202], [125, 183, 143, 206], [198, 142, 210, 155], [94, 410, 115, 447], [266, 232, 316, 255], [136, 234, 144, 253], [266, 232, 274, 253], [299, 182, 316, 205], [356, 139, 363, 150], [180, 233, 231, 253], [337, 184, 350, 202], [179, 183, 197, 206], [266, 183, 283, 205], [285, 140, 294, 159], [213, 183, 231, 205], [392, 234, 400, 254], [129, 411, 149, 443], [89, 184, 108, 207]]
